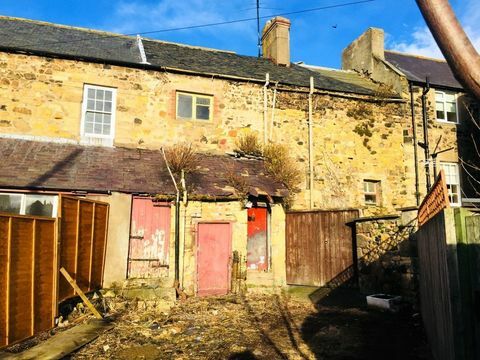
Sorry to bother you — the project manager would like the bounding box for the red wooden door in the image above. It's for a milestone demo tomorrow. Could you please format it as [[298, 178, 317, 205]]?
[[247, 207, 268, 271], [128, 198, 170, 278], [197, 223, 231, 296]]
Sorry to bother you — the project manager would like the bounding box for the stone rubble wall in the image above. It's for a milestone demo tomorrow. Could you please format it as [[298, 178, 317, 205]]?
[[354, 210, 418, 302]]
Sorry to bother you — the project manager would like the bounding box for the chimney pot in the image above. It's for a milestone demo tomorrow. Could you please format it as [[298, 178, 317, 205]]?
[[262, 17, 291, 67]]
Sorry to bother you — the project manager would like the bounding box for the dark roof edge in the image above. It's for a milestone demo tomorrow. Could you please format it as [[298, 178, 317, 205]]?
[[408, 79, 464, 92], [0, 45, 403, 101]]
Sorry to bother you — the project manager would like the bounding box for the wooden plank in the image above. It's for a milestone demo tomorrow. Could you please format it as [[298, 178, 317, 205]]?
[[91, 204, 108, 288], [59, 268, 102, 319], [34, 220, 56, 334], [8, 218, 34, 344], [0, 217, 11, 347], [59, 197, 79, 301], [76, 201, 94, 292], [88, 203, 96, 291], [0, 320, 113, 360], [30, 219, 36, 337]]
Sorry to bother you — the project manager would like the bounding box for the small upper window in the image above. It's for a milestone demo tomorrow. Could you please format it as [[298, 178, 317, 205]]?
[[435, 90, 458, 123], [364, 180, 380, 205], [440, 163, 461, 206], [0, 193, 58, 217], [81, 85, 117, 144], [176, 92, 212, 121]]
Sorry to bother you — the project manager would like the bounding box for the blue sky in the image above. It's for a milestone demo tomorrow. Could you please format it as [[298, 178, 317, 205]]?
[[0, 0, 478, 68]]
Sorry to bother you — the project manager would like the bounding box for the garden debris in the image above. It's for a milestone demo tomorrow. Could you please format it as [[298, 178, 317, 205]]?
[[69, 291, 430, 359]]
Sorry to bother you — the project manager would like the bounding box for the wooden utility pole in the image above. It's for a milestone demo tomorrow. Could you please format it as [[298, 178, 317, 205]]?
[[416, 0, 480, 100]]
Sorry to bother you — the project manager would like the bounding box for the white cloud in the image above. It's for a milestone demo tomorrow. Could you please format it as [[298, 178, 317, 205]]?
[[389, 2, 480, 59]]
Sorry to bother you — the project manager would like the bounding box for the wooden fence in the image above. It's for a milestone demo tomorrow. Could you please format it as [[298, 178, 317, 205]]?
[[416, 208, 480, 360], [0, 214, 57, 347], [285, 209, 359, 287], [58, 196, 109, 302], [0, 195, 109, 348]]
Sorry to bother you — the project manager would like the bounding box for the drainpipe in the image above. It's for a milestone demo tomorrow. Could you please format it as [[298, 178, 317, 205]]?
[[421, 77, 431, 191], [409, 82, 421, 206], [161, 148, 181, 286], [263, 73, 270, 144], [270, 82, 278, 141], [308, 76, 314, 209]]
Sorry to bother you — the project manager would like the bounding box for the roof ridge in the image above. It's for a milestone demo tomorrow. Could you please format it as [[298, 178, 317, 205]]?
[[385, 49, 447, 63], [0, 15, 237, 55]]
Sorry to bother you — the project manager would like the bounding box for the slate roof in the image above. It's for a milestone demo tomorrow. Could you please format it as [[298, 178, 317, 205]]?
[[0, 138, 288, 199], [385, 50, 463, 90], [0, 16, 389, 97]]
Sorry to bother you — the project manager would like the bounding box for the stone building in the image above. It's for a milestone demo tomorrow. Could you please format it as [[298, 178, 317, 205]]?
[[343, 27, 480, 208], [0, 16, 431, 296]]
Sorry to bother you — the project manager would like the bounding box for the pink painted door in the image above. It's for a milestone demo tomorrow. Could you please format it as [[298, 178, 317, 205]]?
[[197, 223, 231, 296], [128, 197, 170, 278], [247, 207, 268, 271]]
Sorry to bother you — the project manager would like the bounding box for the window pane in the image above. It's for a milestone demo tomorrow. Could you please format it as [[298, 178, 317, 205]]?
[[104, 114, 111, 126], [104, 101, 112, 113], [96, 89, 104, 100], [365, 194, 376, 204], [103, 124, 111, 134], [435, 92, 444, 101], [104, 91, 112, 101], [24, 195, 56, 217], [95, 100, 104, 111], [178, 94, 193, 118], [436, 101, 444, 112], [84, 121, 94, 134], [87, 88, 95, 99], [445, 93, 455, 102], [0, 194, 22, 214], [196, 97, 210, 106], [87, 99, 95, 111], [196, 105, 210, 120]]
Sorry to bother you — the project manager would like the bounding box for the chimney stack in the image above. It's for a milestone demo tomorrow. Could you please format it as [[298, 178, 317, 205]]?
[[262, 17, 291, 67]]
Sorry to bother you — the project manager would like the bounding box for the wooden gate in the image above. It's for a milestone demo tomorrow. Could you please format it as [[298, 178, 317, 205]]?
[[128, 198, 171, 278], [58, 196, 109, 302], [197, 222, 232, 296], [286, 209, 359, 287], [0, 214, 57, 347]]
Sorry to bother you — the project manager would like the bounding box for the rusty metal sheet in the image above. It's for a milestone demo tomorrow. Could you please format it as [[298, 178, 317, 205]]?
[[418, 170, 450, 227], [285, 209, 359, 287], [128, 198, 170, 278], [247, 207, 268, 271]]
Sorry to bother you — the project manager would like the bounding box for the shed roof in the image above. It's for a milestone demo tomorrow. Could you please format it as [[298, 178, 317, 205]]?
[[0, 138, 288, 199], [385, 50, 463, 90], [0, 16, 390, 97]]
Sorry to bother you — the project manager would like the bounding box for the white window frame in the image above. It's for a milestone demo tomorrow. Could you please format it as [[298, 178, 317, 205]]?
[[440, 162, 461, 207], [80, 84, 117, 141], [435, 89, 459, 124], [176, 91, 213, 121], [0, 192, 58, 217], [363, 180, 380, 205]]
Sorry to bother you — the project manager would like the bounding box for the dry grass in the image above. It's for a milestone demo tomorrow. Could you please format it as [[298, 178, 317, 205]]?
[[224, 165, 250, 200], [235, 133, 263, 157], [164, 143, 198, 175]]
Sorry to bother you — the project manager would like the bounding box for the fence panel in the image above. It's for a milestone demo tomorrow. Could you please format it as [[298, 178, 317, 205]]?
[[0, 214, 57, 348], [286, 209, 358, 286], [58, 196, 109, 302]]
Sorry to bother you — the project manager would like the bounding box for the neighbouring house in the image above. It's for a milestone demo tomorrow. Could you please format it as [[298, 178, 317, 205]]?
[[0, 15, 432, 297], [343, 27, 480, 208]]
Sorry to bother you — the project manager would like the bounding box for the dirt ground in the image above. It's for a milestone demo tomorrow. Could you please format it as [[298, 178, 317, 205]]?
[[66, 288, 431, 360]]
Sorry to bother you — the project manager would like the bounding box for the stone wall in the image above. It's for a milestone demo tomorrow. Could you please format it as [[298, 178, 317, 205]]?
[[0, 51, 419, 213], [354, 210, 418, 301], [177, 200, 286, 295]]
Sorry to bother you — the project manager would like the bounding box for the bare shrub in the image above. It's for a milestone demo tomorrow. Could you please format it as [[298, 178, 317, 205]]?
[[224, 165, 249, 200], [164, 143, 198, 175], [235, 133, 263, 157], [263, 143, 302, 206]]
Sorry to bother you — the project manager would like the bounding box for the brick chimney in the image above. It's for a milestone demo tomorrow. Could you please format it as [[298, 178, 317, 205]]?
[[262, 17, 291, 67]]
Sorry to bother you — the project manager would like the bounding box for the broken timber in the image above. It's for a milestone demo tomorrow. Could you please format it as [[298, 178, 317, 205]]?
[[59, 267, 102, 319]]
